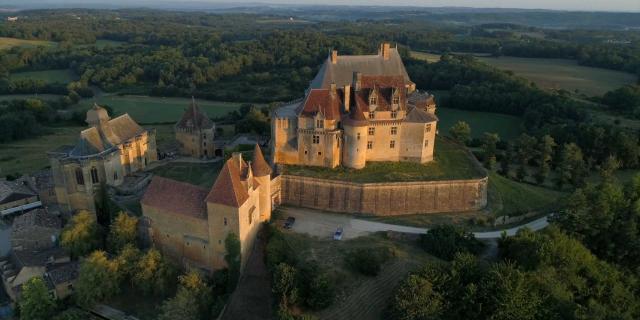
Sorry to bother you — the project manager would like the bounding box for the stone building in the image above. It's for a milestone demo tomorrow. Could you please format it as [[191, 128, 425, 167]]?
[[175, 101, 216, 159], [141, 144, 272, 272], [11, 209, 61, 251], [0, 178, 40, 216], [272, 43, 438, 169], [48, 105, 157, 213]]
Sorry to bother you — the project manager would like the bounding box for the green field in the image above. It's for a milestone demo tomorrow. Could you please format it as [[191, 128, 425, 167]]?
[[488, 172, 564, 217], [437, 106, 523, 140], [75, 95, 245, 123], [477, 56, 637, 96], [0, 37, 56, 50], [0, 94, 64, 102], [150, 162, 223, 188], [9, 69, 77, 84], [410, 51, 442, 63], [0, 126, 83, 176], [282, 137, 485, 183]]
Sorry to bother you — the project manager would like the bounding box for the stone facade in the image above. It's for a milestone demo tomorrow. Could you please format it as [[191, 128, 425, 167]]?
[[175, 101, 216, 159], [48, 105, 157, 213], [280, 175, 488, 216], [272, 43, 438, 169]]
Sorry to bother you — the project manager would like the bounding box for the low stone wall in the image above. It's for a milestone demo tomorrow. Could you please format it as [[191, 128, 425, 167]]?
[[279, 175, 488, 216]]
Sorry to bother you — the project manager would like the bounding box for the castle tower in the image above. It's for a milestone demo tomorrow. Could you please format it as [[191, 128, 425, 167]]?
[[342, 112, 368, 169], [251, 144, 272, 222], [85, 104, 110, 127]]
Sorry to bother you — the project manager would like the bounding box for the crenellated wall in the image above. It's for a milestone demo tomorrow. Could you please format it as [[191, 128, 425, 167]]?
[[279, 175, 487, 216]]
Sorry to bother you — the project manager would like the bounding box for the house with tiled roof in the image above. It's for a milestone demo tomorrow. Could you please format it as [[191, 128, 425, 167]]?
[[141, 144, 272, 272], [175, 99, 216, 159], [48, 105, 158, 213], [272, 43, 438, 169]]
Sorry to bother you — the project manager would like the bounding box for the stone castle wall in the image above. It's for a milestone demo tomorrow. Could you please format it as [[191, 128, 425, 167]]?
[[279, 175, 488, 216]]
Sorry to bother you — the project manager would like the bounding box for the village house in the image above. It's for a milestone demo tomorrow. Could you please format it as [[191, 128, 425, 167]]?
[[175, 100, 217, 159], [141, 144, 272, 272], [0, 178, 41, 217], [48, 105, 158, 213], [272, 43, 438, 169]]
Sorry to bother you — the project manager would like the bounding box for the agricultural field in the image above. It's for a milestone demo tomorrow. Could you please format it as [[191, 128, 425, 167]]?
[[410, 51, 442, 63], [0, 37, 56, 50], [9, 69, 77, 84], [282, 137, 485, 183], [0, 126, 83, 176], [75, 95, 246, 123], [477, 56, 637, 96], [436, 106, 523, 141]]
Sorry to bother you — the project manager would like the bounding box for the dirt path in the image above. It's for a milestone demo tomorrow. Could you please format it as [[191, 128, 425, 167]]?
[[221, 229, 273, 320]]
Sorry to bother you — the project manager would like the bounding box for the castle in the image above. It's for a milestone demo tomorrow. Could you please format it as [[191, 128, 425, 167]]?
[[272, 43, 438, 169], [48, 105, 158, 213], [141, 145, 272, 272]]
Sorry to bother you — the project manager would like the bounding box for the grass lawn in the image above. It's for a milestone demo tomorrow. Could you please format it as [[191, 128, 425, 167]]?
[[410, 51, 442, 63], [75, 95, 245, 123], [0, 94, 64, 102], [488, 172, 564, 217], [437, 106, 523, 140], [9, 69, 77, 84], [0, 126, 83, 176], [282, 137, 485, 183], [0, 37, 55, 50], [150, 161, 223, 188], [477, 56, 637, 96]]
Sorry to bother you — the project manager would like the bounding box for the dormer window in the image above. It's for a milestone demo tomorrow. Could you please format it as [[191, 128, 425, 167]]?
[[369, 93, 377, 106], [316, 119, 324, 128], [392, 95, 400, 105]]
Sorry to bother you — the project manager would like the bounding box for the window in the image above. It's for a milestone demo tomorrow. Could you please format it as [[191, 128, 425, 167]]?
[[368, 127, 375, 136], [390, 140, 396, 149], [426, 124, 432, 132], [318, 152, 322, 156], [316, 119, 324, 128], [203, 133, 206, 139], [313, 135, 320, 144], [391, 127, 397, 135], [369, 112, 375, 119], [369, 95, 377, 106], [424, 140, 429, 147], [357, 133, 361, 140], [249, 206, 255, 225], [367, 141, 373, 149], [113, 171, 118, 181], [90, 167, 99, 184], [75, 168, 84, 185], [391, 111, 397, 119], [223, 217, 228, 226], [393, 95, 400, 105]]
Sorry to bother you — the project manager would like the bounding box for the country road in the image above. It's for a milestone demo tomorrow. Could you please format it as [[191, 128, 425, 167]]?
[[279, 206, 549, 240]]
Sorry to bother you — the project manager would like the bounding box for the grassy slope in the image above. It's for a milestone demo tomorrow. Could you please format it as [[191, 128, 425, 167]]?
[[282, 137, 485, 183], [75, 95, 246, 123], [0, 37, 55, 50], [488, 172, 564, 217], [9, 69, 77, 83], [437, 106, 523, 140]]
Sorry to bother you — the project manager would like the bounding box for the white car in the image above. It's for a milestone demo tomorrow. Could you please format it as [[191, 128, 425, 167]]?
[[333, 227, 343, 240]]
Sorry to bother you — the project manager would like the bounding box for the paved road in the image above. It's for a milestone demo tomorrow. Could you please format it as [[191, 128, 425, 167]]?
[[279, 206, 549, 240]]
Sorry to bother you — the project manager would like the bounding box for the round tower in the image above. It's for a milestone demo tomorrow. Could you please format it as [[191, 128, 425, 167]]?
[[342, 114, 368, 169], [251, 144, 273, 222]]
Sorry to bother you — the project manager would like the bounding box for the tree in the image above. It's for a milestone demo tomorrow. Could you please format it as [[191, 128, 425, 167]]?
[[108, 212, 138, 253], [133, 248, 177, 296], [555, 143, 586, 189], [114, 244, 141, 284], [95, 183, 112, 228], [273, 263, 298, 309], [75, 251, 120, 308], [60, 210, 101, 258], [515, 134, 537, 181], [481, 133, 500, 170], [225, 233, 241, 290], [599, 155, 621, 182], [388, 274, 444, 320], [500, 142, 513, 177], [19, 277, 56, 320], [419, 225, 485, 261], [159, 271, 212, 320], [449, 121, 471, 145], [534, 135, 556, 184]]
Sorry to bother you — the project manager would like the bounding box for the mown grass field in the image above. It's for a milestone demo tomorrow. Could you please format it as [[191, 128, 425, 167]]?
[[477, 56, 637, 96], [9, 69, 77, 83], [75, 95, 246, 123], [437, 106, 523, 140], [282, 137, 485, 182], [0, 126, 84, 176], [0, 37, 56, 50]]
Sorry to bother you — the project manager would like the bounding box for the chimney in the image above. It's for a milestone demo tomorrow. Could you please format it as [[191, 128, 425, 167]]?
[[330, 83, 337, 96], [331, 50, 338, 64], [343, 84, 351, 113], [231, 152, 243, 169], [382, 43, 390, 60], [353, 72, 362, 92]]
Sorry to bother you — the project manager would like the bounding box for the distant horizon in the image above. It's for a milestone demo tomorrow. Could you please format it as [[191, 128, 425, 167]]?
[[1, 0, 639, 13]]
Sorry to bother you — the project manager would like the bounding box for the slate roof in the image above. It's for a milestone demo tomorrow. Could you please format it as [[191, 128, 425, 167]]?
[[69, 112, 145, 158], [141, 176, 209, 219], [405, 106, 439, 123], [12, 209, 61, 233], [251, 144, 272, 177], [176, 101, 214, 130], [12, 246, 67, 269], [46, 261, 79, 285], [206, 159, 249, 208], [309, 47, 412, 89], [0, 179, 36, 205]]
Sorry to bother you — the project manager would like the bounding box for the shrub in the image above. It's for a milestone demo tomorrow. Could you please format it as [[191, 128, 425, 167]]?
[[419, 225, 485, 261], [298, 263, 335, 310], [346, 247, 393, 276]]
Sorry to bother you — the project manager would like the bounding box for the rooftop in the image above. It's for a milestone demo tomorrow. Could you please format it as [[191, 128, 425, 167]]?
[[12, 209, 62, 233], [176, 100, 215, 130], [0, 179, 36, 205], [141, 176, 209, 219]]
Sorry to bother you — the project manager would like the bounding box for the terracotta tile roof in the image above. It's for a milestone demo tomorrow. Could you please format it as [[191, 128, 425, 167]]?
[[298, 89, 343, 120], [360, 75, 405, 89], [354, 75, 407, 113], [251, 144, 272, 177], [141, 176, 208, 219], [206, 160, 249, 208], [176, 101, 214, 130]]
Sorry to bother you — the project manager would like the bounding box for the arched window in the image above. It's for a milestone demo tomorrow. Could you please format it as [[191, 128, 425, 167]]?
[[90, 167, 99, 184], [75, 168, 84, 185]]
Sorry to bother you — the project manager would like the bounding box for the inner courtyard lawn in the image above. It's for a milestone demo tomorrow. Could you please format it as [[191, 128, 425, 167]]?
[[149, 161, 223, 188], [281, 137, 485, 183]]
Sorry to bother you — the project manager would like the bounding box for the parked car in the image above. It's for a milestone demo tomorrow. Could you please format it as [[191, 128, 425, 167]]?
[[333, 227, 343, 240], [284, 217, 296, 229]]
